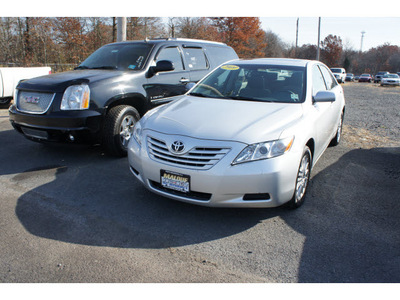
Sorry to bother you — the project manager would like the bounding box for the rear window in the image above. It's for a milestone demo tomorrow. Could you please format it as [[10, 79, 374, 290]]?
[[183, 48, 208, 70]]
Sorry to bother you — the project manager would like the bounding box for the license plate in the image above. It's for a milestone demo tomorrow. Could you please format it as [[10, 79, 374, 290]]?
[[160, 170, 190, 193]]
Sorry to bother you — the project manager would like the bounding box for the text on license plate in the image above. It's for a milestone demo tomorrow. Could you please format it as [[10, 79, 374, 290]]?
[[160, 170, 190, 193]]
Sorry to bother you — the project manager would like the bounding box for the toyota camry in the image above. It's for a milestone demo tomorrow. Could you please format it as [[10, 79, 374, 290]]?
[[128, 58, 345, 208]]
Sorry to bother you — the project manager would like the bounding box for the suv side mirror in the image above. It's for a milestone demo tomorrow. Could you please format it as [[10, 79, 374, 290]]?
[[313, 91, 336, 103], [147, 60, 174, 78], [155, 60, 174, 72]]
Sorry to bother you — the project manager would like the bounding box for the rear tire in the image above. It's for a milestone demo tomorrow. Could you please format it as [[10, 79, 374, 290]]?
[[287, 146, 312, 209], [103, 105, 140, 157]]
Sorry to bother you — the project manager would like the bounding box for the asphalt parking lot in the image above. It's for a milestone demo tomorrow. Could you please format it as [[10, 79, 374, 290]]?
[[0, 82, 399, 283]]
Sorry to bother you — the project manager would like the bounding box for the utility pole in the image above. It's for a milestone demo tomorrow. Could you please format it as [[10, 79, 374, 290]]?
[[295, 18, 299, 58], [316, 17, 321, 61], [117, 17, 127, 42], [360, 31, 366, 53]]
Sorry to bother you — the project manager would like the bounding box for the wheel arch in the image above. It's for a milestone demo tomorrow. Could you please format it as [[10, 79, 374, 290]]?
[[104, 93, 150, 117], [305, 138, 315, 167]]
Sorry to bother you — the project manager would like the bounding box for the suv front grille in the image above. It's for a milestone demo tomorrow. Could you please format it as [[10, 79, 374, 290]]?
[[147, 136, 230, 170], [17, 90, 55, 114]]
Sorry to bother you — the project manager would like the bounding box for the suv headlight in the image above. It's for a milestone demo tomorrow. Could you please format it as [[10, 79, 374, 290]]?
[[232, 136, 294, 165], [61, 84, 90, 110]]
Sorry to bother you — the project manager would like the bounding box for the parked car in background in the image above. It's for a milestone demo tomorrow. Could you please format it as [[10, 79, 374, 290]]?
[[354, 75, 360, 81], [345, 73, 354, 81], [359, 74, 372, 82], [9, 38, 238, 157], [330, 67, 346, 83], [374, 71, 389, 83], [128, 58, 345, 209], [380, 73, 400, 86], [0, 67, 51, 107]]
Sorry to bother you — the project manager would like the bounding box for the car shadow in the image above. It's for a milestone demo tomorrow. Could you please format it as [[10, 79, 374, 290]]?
[[1, 129, 278, 249], [284, 146, 400, 282]]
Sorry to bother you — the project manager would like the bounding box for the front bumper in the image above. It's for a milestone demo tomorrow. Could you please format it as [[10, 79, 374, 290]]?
[[381, 80, 400, 86], [127, 131, 302, 208], [9, 105, 103, 143]]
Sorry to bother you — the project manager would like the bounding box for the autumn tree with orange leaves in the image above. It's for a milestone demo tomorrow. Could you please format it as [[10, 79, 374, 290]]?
[[209, 17, 266, 58]]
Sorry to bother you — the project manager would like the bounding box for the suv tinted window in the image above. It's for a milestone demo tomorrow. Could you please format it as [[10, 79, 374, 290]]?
[[184, 48, 208, 70], [79, 43, 152, 70], [320, 65, 337, 90], [156, 46, 184, 72]]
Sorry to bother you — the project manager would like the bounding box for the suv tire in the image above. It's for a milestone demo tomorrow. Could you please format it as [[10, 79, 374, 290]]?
[[103, 105, 140, 157]]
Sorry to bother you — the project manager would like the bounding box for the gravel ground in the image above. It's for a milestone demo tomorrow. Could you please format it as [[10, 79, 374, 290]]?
[[341, 82, 400, 148]]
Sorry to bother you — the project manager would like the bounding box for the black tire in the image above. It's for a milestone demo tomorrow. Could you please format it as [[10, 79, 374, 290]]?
[[0, 97, 12, 108], [103, 105, 140, 157], [329, 112, 344, 147], [287, 146, 312, 209]]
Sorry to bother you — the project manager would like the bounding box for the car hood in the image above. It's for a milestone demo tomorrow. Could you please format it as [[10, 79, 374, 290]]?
[[17, 69, 127, 93], [143, 95, 303, 144]]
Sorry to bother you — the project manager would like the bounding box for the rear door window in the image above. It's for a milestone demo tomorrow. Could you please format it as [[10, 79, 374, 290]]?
[[183, 47, 208, 70]]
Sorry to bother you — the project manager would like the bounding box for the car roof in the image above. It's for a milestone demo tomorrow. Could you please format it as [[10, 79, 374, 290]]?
[[227, 58, 312, 67]]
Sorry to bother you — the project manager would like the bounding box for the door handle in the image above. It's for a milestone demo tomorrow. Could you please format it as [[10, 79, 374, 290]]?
[[180, 78, 190, 83]]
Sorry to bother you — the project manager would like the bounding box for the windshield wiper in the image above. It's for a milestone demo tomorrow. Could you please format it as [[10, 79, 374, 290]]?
[[90, 66, 118, 70], [189, 92, 211, 98], [74, 65, 89, 70], [229, 96, 275, 103]]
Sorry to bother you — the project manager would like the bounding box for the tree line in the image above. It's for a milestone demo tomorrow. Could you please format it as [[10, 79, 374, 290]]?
[[1, 17, 399, 75]]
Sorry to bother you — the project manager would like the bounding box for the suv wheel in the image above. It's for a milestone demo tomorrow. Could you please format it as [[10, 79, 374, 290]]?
[[103, 105, 140, 157]]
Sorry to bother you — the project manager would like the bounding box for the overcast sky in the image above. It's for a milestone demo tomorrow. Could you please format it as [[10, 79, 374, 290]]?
[[261, 17, 400, 51]]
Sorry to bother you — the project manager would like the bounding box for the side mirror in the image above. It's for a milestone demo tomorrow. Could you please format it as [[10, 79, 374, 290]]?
[[313, 91, 336, 103], [155, 60, 174, 72], [147, 60, 174, 78]]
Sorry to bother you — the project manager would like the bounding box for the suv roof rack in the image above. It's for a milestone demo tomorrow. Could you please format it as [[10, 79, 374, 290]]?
[[144, 37, 226, 45]]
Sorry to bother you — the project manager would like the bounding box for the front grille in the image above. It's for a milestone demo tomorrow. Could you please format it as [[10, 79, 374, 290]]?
[[147, 136, 230, 170], [17, 90, 56, 114]]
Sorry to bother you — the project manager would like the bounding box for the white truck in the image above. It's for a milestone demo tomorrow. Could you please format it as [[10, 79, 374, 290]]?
[[330, 67, 346, 83], [0, 67, 51, 106]]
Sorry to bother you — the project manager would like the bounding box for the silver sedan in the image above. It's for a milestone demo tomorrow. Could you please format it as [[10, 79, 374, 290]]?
[[128, 58, 345, 208]]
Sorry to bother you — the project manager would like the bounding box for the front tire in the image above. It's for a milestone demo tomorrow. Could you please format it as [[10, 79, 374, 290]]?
[[287, 146, 312, 209], [103, 105, 140, 157]]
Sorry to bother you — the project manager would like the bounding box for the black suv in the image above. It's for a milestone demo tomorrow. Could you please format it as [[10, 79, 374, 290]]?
[[9, 38, 238, 156]]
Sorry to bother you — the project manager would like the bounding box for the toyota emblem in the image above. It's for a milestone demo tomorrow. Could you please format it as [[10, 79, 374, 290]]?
[[171, 141, 185, 153]]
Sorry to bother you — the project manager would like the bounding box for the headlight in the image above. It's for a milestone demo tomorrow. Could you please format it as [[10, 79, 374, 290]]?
[[61, 84, 90, 110], [232, 136, 294, 165], [133, 122, 142, 146]]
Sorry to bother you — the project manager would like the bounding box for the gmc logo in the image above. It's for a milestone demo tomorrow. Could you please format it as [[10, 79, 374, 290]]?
[[23, 96, 40, 104]]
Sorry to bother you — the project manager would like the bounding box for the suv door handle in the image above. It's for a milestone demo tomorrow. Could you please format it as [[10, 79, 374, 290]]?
[[180, 78, 190, 83]]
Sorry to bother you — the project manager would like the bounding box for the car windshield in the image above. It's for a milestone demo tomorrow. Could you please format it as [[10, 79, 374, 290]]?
[[384, 74, 399, 78], [77, 43, 153, 71], [330, 68, 342, 73], [361, 74, 370, 77], [189, 64, 306, 103]]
